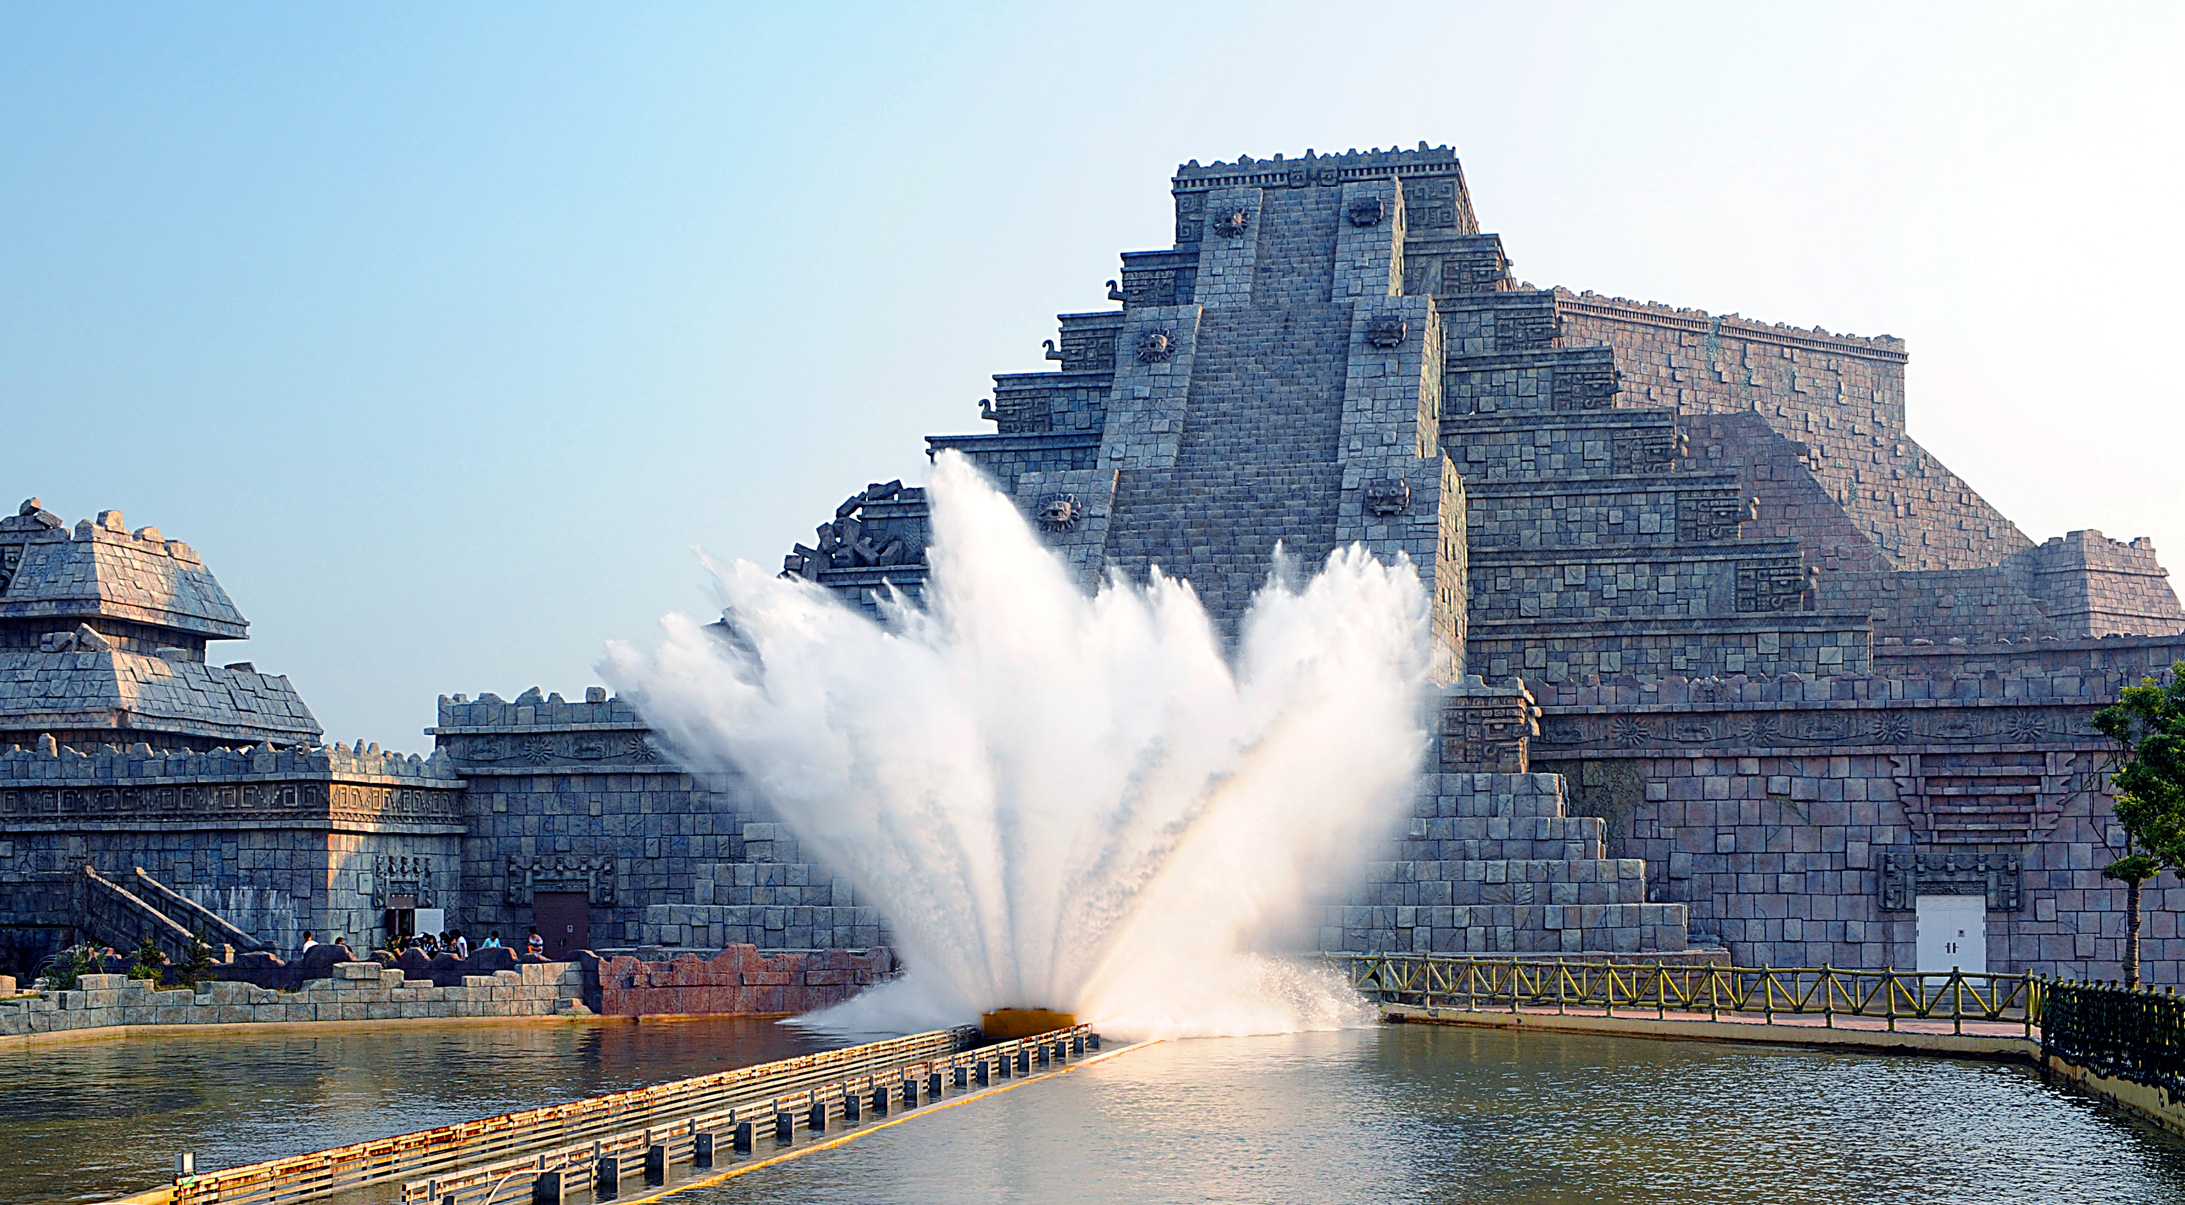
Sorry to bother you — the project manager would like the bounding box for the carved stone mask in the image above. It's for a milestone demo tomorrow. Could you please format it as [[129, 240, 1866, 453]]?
[[1134, 328, 1178, 364], [1036, 493, 1081, 532]]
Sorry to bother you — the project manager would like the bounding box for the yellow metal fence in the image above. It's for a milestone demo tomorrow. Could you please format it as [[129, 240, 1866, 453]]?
[[1328, 953, 2045, 1038], [169, 1026, 979, 1205]]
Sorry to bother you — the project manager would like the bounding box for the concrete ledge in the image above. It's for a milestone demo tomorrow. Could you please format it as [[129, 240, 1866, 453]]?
[[2044, 1054, 2185, 1138], [0, 1011, 605, 1049], [1384, 1003, 2040, 1061]]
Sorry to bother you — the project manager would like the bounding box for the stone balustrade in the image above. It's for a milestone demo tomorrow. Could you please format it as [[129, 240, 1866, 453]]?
[[0, 961, 588, 1041]]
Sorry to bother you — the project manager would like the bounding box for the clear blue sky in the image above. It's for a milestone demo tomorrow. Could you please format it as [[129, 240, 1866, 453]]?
[[6, 3, 2179, 748]]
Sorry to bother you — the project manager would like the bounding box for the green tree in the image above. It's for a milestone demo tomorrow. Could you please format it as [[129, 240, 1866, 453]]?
[[127, 934, 166, 982], [2091, 662, 2185, 988], [179, 928, 216, 988]]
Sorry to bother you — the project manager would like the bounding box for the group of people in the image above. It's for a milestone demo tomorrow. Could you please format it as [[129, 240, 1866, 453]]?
[[328, 926, 550, 959], [393, 928, 479, 956]]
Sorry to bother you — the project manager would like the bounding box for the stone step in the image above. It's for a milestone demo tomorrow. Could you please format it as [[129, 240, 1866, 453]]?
[[1353, 858, 1650, 908], [1419, 772, 1570, 819], [639, 903, 884, 952], [1401, 814, 1607, 861], [695, 863, 857, 908], [1326, 901, 1689, 956]]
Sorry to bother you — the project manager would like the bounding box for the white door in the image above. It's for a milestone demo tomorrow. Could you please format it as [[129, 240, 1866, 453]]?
[[1915, 894, 1986, 974]]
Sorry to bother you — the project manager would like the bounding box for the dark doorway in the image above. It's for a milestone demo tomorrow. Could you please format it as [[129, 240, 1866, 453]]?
[[533, 892, 591, 960]]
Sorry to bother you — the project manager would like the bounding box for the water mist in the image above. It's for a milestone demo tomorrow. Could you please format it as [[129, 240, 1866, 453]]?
[[603, 452, 1431, 1039]]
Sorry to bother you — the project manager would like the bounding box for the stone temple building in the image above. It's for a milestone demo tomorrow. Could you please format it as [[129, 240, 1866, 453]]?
[[6, 143, 2185, 987]]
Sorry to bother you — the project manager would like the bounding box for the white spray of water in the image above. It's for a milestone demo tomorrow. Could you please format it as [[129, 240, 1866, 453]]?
[[603, 452, 1428, 1039]]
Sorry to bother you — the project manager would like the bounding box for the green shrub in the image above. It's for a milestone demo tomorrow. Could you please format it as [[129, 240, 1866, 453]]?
[[180, 928, 216, 988], [37, 942, 103, 992], [128, 934, 167, 982]]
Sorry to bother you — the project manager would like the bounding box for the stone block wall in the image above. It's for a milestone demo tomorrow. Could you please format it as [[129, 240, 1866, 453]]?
[[1329, 771, 1691, 955], [1550, 290, 2036, 574], [584, 945, 895, 1016], [0, 962, 586, 1040], [435, 689, 881, 955], [641, 858, 887, 950], [1531, 665, 2182, 982], [0, 740, 465, 970], [2009, 531, 2185, 638]]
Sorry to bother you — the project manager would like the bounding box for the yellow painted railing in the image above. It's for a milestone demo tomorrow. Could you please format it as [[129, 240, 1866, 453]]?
[[167, 1025, 1006, 1205], [1328, 952, 2045, 1038]]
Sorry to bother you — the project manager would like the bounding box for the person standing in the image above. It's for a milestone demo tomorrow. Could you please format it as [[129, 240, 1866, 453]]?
[[525, 927, 545, 958]]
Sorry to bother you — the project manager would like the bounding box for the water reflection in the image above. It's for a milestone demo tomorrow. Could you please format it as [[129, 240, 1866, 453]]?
[[692, 1026, 2185, 1205], [0, 1018, 832, 1204]]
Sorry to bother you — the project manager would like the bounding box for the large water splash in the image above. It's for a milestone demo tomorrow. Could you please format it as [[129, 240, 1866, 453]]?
[[603, 452, 1430, 1038]]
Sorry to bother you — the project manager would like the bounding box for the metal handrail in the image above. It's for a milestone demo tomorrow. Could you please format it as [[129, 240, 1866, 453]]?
[[170, 1026, 979, 1205], [402, 1025, 1096, 1205], [1327, 952, 2045, 1038]]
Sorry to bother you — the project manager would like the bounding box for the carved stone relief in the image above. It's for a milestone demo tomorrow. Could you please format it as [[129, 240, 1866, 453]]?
[[1734, 561, 1814, 612], [1365, 480, 1411, 517], [1036, 493, 1082, 533], [1879, 849, 2022, 911], [505, 855, 617, 906], [1365, 315, 1408, 348], [1538, 707, 2101, 754], [1677, 494, 1758, 543], [1890, 751, 2083, 844], [1550, 362, 1619, 411], [1135, 328, 1178, 364], [1611, 429, 1687, 474], [1440, 691, 1538, 773], [370, 854, 437, 910]]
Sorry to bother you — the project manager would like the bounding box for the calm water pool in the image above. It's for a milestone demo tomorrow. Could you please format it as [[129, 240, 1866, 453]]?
[[692, 1025, 2185, 1205], [0, 1018, 833, 1204], [7, 1019, 2183, 1204]]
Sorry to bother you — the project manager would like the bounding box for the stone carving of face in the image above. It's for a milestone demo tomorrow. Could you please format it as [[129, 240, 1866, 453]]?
[[1037, 493, 1080, 532]]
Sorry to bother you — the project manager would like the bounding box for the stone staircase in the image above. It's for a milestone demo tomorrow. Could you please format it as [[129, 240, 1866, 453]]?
[[1333, 767, 1689, 955], [1327, 679, 1691, 956], [635, 824, 888, 951]]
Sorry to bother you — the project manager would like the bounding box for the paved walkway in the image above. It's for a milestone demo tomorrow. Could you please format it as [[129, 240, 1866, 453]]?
[[1384, 1001, 2039, 1058]]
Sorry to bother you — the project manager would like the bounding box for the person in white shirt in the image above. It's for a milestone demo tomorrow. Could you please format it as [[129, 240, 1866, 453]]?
[[300, 931, 318, 955], [453, 931, 470, 958]]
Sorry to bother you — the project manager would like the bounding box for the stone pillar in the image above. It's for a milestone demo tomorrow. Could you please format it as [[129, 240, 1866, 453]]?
[[1098, 305, 1203, 473], [1331, 177, 1405, 300], [1189, 187, 1264, 308]]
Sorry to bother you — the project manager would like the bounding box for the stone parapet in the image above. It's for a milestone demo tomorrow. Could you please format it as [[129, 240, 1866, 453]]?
[[582, 945, 896, 1017], [0, 962, 587, 1041], [1443, 410, 1687, 480], [638, 902, 884, 951], [0, 738, 463, 832], [1471, 613, 1874, 685], [1327, 900, 1689, 956]]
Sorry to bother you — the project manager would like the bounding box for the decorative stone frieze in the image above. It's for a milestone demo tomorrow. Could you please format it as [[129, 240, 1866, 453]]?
[[1879, 849, 2023, 912], [505, 855, 617, 906]]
